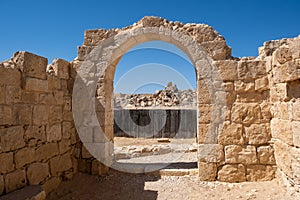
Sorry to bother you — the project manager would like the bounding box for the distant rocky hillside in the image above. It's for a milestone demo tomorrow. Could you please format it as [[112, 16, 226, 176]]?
[[114, 82, 197, 109]]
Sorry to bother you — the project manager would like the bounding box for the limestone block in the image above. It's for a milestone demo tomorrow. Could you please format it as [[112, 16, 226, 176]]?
[[238, 60, 266, 80], [24, 125, 46, 146], [82, 145, 93, 158], [36, 143, 59, 161], [271, 102, 290, 120], [213, 60, 238, 81], [0, 67, 21, 86], [13, 104, 32, 125], [0, 126, 25, 152], [292, 101, 300, 121], [273, 60, 300, 83], [64, 96, 72, 111], [49, 59, 70, 79], [244, 123, 271, 145], [235, 80, 255, 93], [59, 139, 71, 154], [13, 51, 47, 79], [15, 147, 36, 168], [0, 152, 14, 173], [255, 76, 269, 91], [200, 40, 231, 60], [39, 93, 56, 105], [33, 105, 49, 125], [198, 104, 211, 123], [49, 106, 63, 125], [270, 83, 288, 102], [198, 144, 224, 163], [231, 103, 261, 126], [83, 29, 117, 46], [0, 175, 4, 195], [257, 146, 276, 164], [218, 122, 244, 145], [0, 85, 5, 104], [225, 145, 258, 164], [5, 169, 26, 193], [54, 90, 64, 105], [47, 76, 61, 90], [49, 153, 72, 176], [27, 163, 49, 185], [292, 121, 300, 148], [77, 45, 94, 61], [0, 105, 13, 125], [217, 164, 246, 182], [6, 85, 21, 103], [198, 162, 217, 181], [24, 78, 48, 92], [42, 177, 61, 194], [260, 101, 272, 122], [273, 46, 293, 65], [22, 92, 39, 104], [246, 165, 276, 181], [271, 118, 293, 146], [46, 123, 62, 142], [62, 121, 73, 139]]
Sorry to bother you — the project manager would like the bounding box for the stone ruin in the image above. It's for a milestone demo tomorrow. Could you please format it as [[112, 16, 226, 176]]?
[[0, 16, 300, 199], [114, 82, 197, 108]]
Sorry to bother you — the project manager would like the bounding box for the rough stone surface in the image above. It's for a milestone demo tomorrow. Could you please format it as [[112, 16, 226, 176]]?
[[225, 145, 258, 164], [15, 147, 36, 168], [0, 152, 14, 174], [246, 165, 276, 181], [198, 162, 217, 181], [218, 164, 246, 182], [27, 163, 49, 185], [5, 170, 26, 193]]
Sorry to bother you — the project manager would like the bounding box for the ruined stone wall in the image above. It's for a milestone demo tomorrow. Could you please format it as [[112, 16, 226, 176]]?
[[74, 16, 279, 182], [0, 52, 78, 196], [265, 36, 300, 197]]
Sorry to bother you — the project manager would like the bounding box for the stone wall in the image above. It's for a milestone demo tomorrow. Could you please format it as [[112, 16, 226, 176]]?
[[0, 52, 78, 196], [266, 36, 300, 197]]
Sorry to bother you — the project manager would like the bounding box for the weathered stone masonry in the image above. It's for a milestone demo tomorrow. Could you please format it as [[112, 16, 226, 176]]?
[[0, 16, 299, 197]]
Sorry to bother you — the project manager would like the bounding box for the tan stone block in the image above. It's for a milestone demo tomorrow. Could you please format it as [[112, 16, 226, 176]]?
[[24, 78, 48, 92], [273, 46, 293, 65], [6, 85, 21, 103], [0, 152, 14, 173], [13, 104, 33, 125], [273, 60, 299, 83], [36, 143, 59, 161], [245, 123, 271, 145], [238, 60, 266, 80], [15, 147, 36, 168], [5, 169, 26, 193], [0, 85, 5, 104], [62, 121, 74, 139], [257, 146, 276, 164], [0, 126, 25, 152], [292, 101, 300, 121], [270, 83, 288, 102], [213, 60, 238, 81], [91, 159, 104, 175], [197, 90, 211, 104], [198, 144, 224, 163], [49, 59, 70, 79], [246, 165, 276, 181], [225, 145, 258, 164], [49, 153, 72, 176], [218, 122, 244, 145], [0, 105, 13, 125], [292, 121, 300, 148], [24, 125, 46, 145], [59, 139, 71, 154], [39, 93, 56, 104], [271, 119, 293, 145], [47, 76, 61, 90], [198, 162, 217, 181], [231, 103, 261, 126], [46, 123, 62, 142], [255, 76, 269, 91], [33, 105, 49, 125], [218, 164, 246, 182], [54, 90, 64, 105], [13, 51, 47, 79], [235, 80, 255, 93], [0, 67, 21, 86], [42, 177, 61, 194], [27, 162, 49, 185], [22, 92, 39, 104], [64, 96, 72, 111], [260, 101, 272, 122], [0, 175, 4, 195], [48, 106, 63, 126], [271, 102, 290, 120], [198, 104, 211, 123]]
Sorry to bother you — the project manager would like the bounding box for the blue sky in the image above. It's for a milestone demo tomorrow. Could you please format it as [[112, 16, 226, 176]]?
[[1, 0, 299, 93]]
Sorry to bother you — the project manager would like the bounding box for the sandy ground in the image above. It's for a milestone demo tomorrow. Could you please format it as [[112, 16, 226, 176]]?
[[47, 171, 290, 200], [47, 137, 291, 199]]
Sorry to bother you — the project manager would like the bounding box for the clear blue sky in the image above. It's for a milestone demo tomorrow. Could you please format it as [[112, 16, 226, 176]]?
[[1, 0, 299, 93]]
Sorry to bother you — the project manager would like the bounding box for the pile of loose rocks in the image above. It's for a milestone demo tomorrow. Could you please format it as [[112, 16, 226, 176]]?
[[114, 82, 197, 108]]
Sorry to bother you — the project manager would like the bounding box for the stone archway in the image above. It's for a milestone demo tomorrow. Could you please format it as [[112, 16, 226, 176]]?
[[73, 16, 277, 182]]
